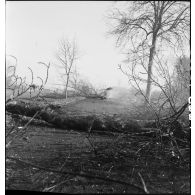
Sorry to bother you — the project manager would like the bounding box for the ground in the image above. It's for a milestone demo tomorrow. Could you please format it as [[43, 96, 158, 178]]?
[[6, 97, 190, 194]]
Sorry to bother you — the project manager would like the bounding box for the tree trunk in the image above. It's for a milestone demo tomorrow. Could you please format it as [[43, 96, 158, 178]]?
[[65, 75, 70, 99], [6, 100, 144, 133], [145, 35, 157, 104]]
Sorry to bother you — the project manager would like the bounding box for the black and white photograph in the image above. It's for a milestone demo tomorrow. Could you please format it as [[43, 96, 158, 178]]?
[[5, 1, 191, 194]]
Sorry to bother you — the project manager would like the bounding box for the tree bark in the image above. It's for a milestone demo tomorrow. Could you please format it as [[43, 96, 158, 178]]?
[[145, 35, 157, 104], [6, 100, 143, 133], [65, 74, 70, 99]]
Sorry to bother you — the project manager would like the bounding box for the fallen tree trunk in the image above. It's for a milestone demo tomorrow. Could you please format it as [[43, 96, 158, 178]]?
[[6, 100, 143, 133]]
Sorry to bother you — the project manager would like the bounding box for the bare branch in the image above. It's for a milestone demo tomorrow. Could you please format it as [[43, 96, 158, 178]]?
[[7, 156, 147, 194], [55, 38, 79, 99]]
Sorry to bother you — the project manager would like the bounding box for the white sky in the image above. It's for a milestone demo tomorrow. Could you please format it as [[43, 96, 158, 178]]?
[[6, 1, 129, 90]]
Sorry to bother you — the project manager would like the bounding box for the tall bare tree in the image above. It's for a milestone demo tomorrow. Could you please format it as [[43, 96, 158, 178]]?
[[107, 1, 190, 103], [56, 39, 79, 99]]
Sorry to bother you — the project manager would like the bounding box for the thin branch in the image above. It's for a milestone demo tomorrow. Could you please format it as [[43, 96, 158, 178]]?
[[7, 156, 147, 193], [138, 172, 149, 194]]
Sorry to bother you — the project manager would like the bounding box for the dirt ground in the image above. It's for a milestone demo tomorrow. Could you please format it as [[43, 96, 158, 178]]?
[[6, 97, 190, 194]]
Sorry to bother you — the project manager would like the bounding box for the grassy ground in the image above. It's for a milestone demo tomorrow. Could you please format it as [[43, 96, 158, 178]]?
[[6, 97, 190, 193], [34, 96, 157, 120]]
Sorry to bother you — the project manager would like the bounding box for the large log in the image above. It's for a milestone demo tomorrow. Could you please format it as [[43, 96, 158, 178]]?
[[6, 100, 142, 133]]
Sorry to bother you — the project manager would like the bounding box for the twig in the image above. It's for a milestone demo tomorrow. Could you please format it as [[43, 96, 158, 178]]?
[[130, 167, 135, 183], [43, 180, 68, 192], [138, 172, 149, 194], [6, 111, 40, 147], [86, 119, 98, 155], [21, 111, 40, 130], [7, 156, 147, 193]]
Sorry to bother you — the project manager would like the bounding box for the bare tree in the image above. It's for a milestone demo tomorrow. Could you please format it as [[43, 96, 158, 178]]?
[[6, 56, 50, 104], [174, 56, 190, 89], [56, 38, 79, 99], [107, 1, 190, 102], [118, 43, 190, 131], [171, 56, 190, 106]]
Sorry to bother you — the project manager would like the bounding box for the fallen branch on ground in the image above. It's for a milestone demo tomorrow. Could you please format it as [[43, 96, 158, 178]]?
[[7, 156, 147, 194], [6, 100, 142, 133]]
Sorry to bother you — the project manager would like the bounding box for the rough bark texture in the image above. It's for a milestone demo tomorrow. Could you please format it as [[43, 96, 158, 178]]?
[[6, 100, 144, 133]]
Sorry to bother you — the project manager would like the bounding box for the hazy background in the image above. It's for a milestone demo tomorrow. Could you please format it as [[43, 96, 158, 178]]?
[[6, 1, 130, 90]]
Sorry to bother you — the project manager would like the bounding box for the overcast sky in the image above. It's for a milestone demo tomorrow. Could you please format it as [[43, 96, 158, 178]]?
[[6, 1, 131, 90], [6, 1, 190, 91]]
